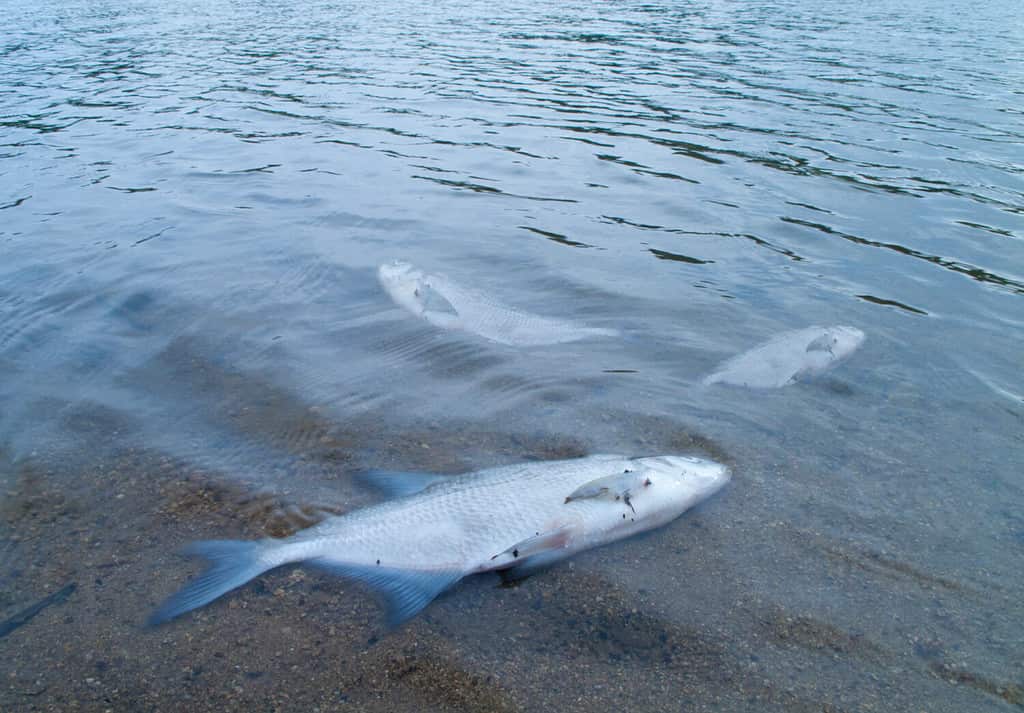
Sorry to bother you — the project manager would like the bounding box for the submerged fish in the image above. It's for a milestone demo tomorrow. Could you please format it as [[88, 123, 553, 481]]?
[[963, 366, 1024, 404], [377, 260, 619, 346], [702, 325, 865, 389], [150, 454, 729, 626]]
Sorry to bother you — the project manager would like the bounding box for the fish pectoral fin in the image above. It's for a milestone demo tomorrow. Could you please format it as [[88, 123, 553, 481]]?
[[490, 525, 574, 563], [418, 282, 459, 316], [806, 334, 836, 354], [564, 485, 609, 503], [564, 471, 640, 504], [309, 559, 463, 628], [416, 281, 462, 330], [355, 470, 452, 498]]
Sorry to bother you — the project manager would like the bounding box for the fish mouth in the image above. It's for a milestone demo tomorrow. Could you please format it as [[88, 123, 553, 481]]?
[[640, 455, 730, 493], [378, 260, 418, 283], [684, 459, 730, 493], [832, 325, 866, 347], [378, 261, 429, 315]]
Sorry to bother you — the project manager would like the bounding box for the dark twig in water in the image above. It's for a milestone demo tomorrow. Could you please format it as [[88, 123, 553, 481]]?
[[0, 583, 77, 639]]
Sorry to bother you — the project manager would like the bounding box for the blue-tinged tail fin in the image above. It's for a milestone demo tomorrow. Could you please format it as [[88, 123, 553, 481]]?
[[148, 540, 272, 626]]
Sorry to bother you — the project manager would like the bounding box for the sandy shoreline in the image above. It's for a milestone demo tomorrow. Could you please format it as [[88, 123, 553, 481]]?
[[2, 409, 1020, 713], [0, 420, 744, 713]]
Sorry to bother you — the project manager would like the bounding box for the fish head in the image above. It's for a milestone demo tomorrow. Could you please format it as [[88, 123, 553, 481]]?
[[378, 261, 428, 315], [629, 455, 730, 522], [795, 325, 866, 382], [818, 325, 865, 361]]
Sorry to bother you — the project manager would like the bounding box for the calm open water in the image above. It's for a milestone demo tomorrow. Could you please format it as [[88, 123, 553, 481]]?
[[2, 0, 1022, 711]]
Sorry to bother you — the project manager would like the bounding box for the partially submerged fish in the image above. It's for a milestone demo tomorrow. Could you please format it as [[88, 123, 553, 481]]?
[[150, 454, 729, 626], [702, 325, 865, 388], [377, 260, 619, 346]]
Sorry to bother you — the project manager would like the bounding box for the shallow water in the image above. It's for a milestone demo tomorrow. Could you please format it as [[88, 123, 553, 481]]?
[[2, 0, 1022, 710]]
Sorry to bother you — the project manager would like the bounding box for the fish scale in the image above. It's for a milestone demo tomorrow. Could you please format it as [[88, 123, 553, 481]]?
[[278, 457, 624, 569]]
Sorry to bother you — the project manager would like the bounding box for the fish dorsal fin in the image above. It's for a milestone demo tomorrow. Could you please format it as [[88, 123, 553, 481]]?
[[490, 524, 575, 564], [564, 470, 649, 505], [356, 470, 452, 498], [309, 559, 463, 627]]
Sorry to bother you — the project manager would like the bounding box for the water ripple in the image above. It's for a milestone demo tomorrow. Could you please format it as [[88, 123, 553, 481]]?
[[1, 5, 1023, 707]]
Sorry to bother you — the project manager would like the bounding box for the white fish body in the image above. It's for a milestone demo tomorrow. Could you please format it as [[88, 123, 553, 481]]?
[[702, 325, 865, 388], [377, 260, 618, 346], [151, 454, 729, 626]]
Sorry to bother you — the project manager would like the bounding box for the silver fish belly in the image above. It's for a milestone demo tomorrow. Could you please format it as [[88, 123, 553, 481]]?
[[150, 454, 729, 627], [377, 260, 618, 346], [702, 325, 865, 388]]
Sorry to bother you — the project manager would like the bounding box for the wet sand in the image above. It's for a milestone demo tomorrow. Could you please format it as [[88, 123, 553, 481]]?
[[2, 404, 1020, 713]]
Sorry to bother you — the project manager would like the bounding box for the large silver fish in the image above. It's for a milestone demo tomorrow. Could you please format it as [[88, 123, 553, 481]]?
[[702, 325, 865, 388], [377, 260, 619, 346], [150, 454, 729, 626]]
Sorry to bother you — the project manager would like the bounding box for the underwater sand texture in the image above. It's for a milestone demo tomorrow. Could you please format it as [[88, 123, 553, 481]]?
[[2, 394, 1020, 712]]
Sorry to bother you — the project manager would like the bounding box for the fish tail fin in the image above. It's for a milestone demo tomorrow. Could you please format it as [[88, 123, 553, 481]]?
[[700, 372, 722, 387], [148, 540, 275, 626]]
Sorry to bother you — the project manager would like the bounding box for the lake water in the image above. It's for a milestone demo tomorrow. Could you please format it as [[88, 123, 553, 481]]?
[[2, 0, 1022, 710]]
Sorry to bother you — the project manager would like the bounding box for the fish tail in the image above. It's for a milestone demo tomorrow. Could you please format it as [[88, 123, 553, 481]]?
[[148, 540, 275, 626]]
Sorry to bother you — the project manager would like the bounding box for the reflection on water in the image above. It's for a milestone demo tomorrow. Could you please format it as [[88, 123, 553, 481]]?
[[1, 0, 1022, 710]]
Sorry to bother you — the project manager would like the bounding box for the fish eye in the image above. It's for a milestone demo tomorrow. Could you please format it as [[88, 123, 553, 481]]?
[[643, 478, 652, 487]]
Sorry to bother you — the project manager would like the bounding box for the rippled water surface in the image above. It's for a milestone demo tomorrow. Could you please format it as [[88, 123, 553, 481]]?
[[2, 0, 1022, 710]]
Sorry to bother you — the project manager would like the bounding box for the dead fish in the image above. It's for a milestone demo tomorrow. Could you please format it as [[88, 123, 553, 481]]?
[[377, 260, 618, 346], [150, 454, 729, 627], [702, 325, 865, 388]]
